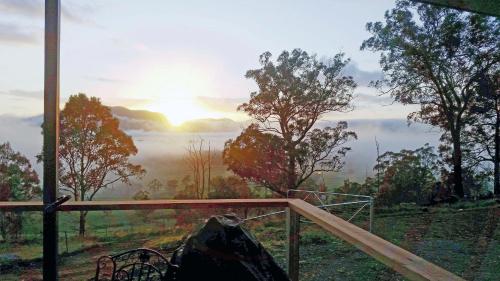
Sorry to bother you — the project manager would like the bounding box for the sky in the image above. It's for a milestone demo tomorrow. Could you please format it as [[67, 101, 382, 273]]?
[[0, 0, 417, 125]]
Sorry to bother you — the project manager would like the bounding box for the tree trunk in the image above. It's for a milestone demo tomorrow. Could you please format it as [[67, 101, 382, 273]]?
[[283, 136, 297, 195], [451, 130, 465, 198], [208, 145, 211, 198], [287, 155, 296, 192], [494, 104, 499, 196], [79, 211, 86, 236]]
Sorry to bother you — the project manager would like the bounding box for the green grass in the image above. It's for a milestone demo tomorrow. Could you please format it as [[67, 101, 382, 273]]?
[[1, 200, 499, 280]]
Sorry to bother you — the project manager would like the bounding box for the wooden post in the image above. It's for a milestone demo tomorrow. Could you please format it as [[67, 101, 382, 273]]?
[[43, 0, 60, 280], [286, 207, 299, 281]]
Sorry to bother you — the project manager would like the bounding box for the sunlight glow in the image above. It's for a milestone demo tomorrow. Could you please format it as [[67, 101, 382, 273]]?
[[128, 62, 222, 126], [149, 99, 220, 126]]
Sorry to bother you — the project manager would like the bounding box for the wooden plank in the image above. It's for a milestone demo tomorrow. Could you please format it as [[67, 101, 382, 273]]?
[[0, 199, 289, 212], [288, 199, 465, 281], [286, 207, 300, 281], [0, 201, 44, 211]]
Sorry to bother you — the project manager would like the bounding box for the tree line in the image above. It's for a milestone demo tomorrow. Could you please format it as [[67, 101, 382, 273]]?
[[223, 0, 499, 200]]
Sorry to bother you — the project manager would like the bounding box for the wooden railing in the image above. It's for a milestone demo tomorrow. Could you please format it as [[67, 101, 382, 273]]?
[[0, 199, 465, 281]]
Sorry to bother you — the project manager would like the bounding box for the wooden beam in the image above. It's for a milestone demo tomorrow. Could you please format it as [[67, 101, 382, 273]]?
[[288, 199, 465, 281], [0, 201, 43, 211], [43, 0, 61, 280], [0, 199, 289, 212], [286, 207, 300, 281]]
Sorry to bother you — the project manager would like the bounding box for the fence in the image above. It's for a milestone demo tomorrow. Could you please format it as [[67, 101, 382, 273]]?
[[244, 190, 374, 233], [0, 199, 464, 281]]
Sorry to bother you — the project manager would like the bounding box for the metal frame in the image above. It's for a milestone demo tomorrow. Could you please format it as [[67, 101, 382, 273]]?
[[243, 189, 375, 233], [287, 189, 374, 232], [95, 248, 178, 281]]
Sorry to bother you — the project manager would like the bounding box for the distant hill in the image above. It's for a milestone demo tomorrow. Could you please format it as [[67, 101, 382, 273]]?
[[111, 106, 170, 124], [22, 105, 243, 133], [110, 106, 172, 132], [21, 105, 440, 137], [111, 106, 244, 133]]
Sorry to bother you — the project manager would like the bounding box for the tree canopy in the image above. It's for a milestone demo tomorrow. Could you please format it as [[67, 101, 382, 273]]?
[[208, 176, 250, 199], [362, 0, 500, 197], [224, 49, 357, 196], [0, 142, 40, 240], [56, 93, 144, 235], [0, 142, 40, 202], [463, 72, 499, 195], [375, 144, 441, 205]]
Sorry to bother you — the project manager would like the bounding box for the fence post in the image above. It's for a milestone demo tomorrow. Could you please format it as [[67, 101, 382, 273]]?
[[286, 207, 299, 281], [369, 196, 374, 233]]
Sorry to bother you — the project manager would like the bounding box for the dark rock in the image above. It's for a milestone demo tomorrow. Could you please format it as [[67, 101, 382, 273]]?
[[171, 214, 290, 281]]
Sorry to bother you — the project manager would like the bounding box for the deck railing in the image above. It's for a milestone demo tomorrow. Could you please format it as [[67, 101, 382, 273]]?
[[0, 199, 465, 281]]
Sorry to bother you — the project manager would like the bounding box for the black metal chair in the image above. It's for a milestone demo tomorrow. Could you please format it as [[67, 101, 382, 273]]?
[[94, 248, 178, 281]]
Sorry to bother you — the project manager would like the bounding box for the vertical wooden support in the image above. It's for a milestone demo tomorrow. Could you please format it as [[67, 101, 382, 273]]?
[[43, 0, 61, 280], [286, 207, 300, 281]]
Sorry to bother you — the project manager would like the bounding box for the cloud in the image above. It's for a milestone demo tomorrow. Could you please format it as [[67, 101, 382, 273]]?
[[0, 0, 97, 44], [0, 0, 96, 24], [85, 76, 125, 83], [343, 62, 383, 86], [196, 96, 246, 113], [0, 115, 43, 175], [355, 91, 393, 105], [108, 98, 153, 108], [0, 0, 40, 16], [0, 22, 38, 44], [0, 89, 43, 99]]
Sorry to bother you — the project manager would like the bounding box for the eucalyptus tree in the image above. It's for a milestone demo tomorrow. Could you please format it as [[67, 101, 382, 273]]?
[[0, 142, 40, 240], [224, 49, 357, 196], [463, 72, 499, 195], [362, 0, 500, 197], [51, 94, 144, 236]]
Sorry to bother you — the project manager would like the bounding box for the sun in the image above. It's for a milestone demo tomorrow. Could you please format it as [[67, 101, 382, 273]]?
[[128, 62, 221, 126], [148, 98, 219, 126]]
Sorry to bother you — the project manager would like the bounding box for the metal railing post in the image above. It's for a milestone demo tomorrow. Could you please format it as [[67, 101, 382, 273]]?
[[43, 0, 61, 280], [369, 196, 374, 233], [286, 207, 300, 281]]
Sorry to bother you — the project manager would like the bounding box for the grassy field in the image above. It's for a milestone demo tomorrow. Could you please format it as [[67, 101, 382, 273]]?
[[0, 200, 499, 280]]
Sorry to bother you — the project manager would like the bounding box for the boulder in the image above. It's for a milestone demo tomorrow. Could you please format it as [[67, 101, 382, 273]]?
[[171, 214, 290, 281]]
